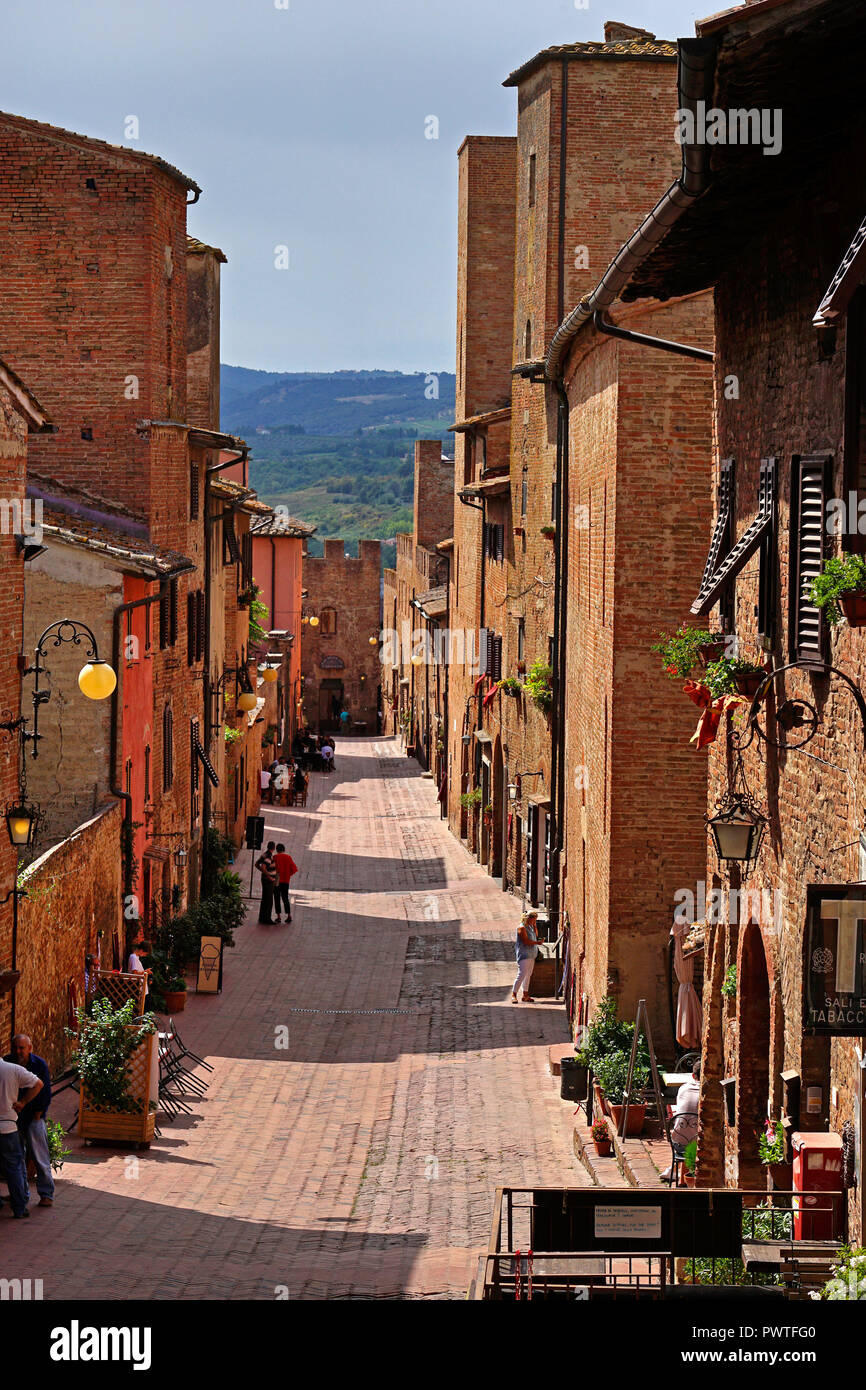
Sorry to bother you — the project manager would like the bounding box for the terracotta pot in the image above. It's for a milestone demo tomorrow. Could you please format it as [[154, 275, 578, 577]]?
[[682, 1171, 696, 1188], [608, 1101, 647, 1137], [769, 1160, 793, 1190], [697, 640, 727, 666], [734, 671, 765, 698], [162, 989, 187, 1013], [593, 1139, 613, 1157], [840, 591, 866, 627]]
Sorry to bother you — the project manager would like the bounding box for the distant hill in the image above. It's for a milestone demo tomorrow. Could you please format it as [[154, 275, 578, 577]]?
[[221, 367, 456, 560], [220, 366, 456, 437]]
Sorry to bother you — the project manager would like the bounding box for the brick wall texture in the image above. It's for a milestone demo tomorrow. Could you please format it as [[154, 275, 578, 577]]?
[[301, 540, 382, 733]]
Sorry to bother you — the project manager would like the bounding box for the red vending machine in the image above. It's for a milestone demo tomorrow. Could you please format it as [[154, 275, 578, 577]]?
[[791, 1132, 844, 1240]]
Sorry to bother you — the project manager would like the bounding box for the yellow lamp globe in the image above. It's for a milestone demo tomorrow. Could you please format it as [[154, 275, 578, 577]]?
[[411, 652, 425, 667], [308, 615, 320, 627], [369, 635, 378, 646], [262, 666, 278, 684], [237, 691, 258, 712], [78, 660, 117, 701]]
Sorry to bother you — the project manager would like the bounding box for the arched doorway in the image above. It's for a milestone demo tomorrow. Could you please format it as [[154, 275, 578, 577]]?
[[318, 678, 344, 732], [737, 922, 772, 1188]]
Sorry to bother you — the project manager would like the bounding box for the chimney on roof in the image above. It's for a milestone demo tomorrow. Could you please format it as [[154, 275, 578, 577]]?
[[603, 21, 656, 41]]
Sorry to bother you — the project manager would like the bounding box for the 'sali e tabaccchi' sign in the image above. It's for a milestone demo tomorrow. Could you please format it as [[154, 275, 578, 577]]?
[[804, 885, 866, 1034]]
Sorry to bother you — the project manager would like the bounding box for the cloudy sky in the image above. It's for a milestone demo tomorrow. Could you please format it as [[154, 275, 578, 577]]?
[[6, 0, 707, 373]]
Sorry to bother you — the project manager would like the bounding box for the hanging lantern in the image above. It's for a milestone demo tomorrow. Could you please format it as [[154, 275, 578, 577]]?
[[237, 690, 258, 712], [78, 660, 117, 700], [5, 800, 38, 849], [411, 652, 424, 667], [708, 797, 767, 866], [174, 844, 189, 869], [308, 615, 320, 628], [507, 782, 519, 802], [369, 635, 378, 646], [262, 666, 279, 684]]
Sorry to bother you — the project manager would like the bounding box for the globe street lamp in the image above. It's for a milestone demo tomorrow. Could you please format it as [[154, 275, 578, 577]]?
[[25, 618, 117, 758]]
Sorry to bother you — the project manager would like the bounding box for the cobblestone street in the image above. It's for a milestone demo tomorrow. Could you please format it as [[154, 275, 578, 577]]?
[[3, 737, 582, 1300]]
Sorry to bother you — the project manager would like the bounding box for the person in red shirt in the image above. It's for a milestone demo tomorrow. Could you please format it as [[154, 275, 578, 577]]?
[[272, 842, 298, 923]]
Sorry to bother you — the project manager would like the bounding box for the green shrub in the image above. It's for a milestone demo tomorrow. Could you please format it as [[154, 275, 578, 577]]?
[[651, 626, 721, 681], [807, 554, 866, 626], [703, 655, 765, 699], [69, 998, 156, 1115], [46, 1118, 71, 1173], [525, 659, 553, 712], [721, 964, 737, 999], [460, 788, 482, 809]]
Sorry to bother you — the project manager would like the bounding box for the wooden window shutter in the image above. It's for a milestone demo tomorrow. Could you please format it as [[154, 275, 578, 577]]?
[[479, 627, 490, 675], [189, 461, 200, 520], [196, 591, 206, 662], [224, 511, 241, 565], [187, 592, 196, 665], [691, 461, 776, 618], [163, 705, 173, 791], [789, 453, 832, 668], [241, 530, 253, 586], [169, 578, 179, 646], [692, 460, 734, 615], [491, 634, 503, 681], [191, 719, 200, 793], [159, 584, 170, 650], [757, 458, 778, 644]]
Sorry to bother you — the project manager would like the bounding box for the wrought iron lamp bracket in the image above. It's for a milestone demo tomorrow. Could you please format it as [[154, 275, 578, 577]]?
[[742, 661, 866, 752]]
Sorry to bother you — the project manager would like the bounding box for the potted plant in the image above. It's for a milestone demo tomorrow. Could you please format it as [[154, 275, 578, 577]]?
[[498, 676, 522, 697], [540, 524, 556, 539], [808, 554, 866, 627], [525, 658, 553, 713], [651, 626, 727, 681], [460, 788, 482, 811], [591, 1119, 612, 1157], [46, 1119, 71, 1174], [594, 1048, 650, 1136], [71, 997, 157, 1147], [704, 655, 767, 700], [681, 1139, 698, 1187], [758, 1119, 791, 1187]]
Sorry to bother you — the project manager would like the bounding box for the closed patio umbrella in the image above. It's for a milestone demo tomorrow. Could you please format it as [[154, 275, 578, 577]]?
[[671, 918, 703, 1049]]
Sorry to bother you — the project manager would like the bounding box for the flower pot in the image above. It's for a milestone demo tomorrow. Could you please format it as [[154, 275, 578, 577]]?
[[840, 592, 866, 627], [0, 969, 21, 995], [608, 1101, 647, 1137], [734, 671, 765, 698], [697, 640, 727, 666], [162, 989, 187, 1014], [592, 1139, 613, 1157], [682, 1171, 696, 1187], [768, 1160, 792, 1190]]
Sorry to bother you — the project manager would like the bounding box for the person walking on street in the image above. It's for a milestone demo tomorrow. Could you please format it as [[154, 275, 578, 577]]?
[[511, 911, 540, 1003], [273, 842, 298, 923], [4, 1035, 54, 1207], [0, 1055, 42, 1218], [255, 841, 279, 924], [339, 707, 350, 733]]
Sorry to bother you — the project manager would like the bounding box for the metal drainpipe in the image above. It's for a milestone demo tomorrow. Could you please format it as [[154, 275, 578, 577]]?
[[593, 309, 713, 362]]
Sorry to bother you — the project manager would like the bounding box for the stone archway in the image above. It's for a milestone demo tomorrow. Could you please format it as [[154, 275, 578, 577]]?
[[736, 922, 773, 1188]]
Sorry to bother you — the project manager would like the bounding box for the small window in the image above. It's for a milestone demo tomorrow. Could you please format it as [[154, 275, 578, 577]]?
[[190, 462, 200, 521], [528, 152, 536, 209], [517, 618, 525, 666], [320, 607, 337, 636], [144, 745, 151, 804], [521, 473, 528, 517], [525, 319, 532, 361]]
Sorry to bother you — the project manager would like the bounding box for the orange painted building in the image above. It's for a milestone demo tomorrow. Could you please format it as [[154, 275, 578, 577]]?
[[251, 513, 316, 748]]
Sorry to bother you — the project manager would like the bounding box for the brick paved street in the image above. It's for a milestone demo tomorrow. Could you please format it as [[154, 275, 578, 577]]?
[[2, 736, 583, 1300]]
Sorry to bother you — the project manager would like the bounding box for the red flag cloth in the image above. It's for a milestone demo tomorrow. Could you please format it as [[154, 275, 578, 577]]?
[[473, 673, 487, 695], [482, 679, 499, 708], [684, 680, 750, 749]]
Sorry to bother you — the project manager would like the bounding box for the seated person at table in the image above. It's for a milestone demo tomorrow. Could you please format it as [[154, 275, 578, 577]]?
[[661, 1059, 701, 1181]]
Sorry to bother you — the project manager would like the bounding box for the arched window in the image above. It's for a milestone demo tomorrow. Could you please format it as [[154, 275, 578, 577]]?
[[320, 607, 337, 636]]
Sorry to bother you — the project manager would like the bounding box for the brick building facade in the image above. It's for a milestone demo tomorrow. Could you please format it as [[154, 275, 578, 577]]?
[[301, 540, 381, 735], [591, 0, 866, 1236]]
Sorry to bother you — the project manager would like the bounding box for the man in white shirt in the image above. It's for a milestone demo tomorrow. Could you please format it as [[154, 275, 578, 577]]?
[[0, 1056, 42, 1217]]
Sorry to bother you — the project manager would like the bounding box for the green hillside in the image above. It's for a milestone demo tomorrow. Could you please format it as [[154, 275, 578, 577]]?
[[221, 368, 456, 557]]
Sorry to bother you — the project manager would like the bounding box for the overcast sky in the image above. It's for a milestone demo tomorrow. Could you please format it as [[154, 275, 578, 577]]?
[[6, 0, 707, 373]]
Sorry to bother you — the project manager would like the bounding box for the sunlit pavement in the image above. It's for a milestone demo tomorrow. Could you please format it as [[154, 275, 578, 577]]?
[[1, 736, 583, 1300]]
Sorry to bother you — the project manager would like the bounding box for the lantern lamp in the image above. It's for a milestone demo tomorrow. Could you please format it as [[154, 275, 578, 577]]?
[[262, 666, 279, 684], [237, 690, 258, 713], [411, 652, 425, 667], [308, 615, 320, 628], [369, 635, 378, 646], [78, 660, 117, 701], [174, 844, 189, 870], [707, 790, 767, 869], [507, 782, 519, 802], [5, 800, 38, 849]]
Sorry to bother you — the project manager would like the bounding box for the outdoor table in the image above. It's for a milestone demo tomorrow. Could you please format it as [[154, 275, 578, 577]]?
[[742, 1239, 842, 1274], [661, 1071, 691, 1094]]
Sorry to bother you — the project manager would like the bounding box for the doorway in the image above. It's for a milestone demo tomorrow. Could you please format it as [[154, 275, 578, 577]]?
[[318, 678, 344, 732]]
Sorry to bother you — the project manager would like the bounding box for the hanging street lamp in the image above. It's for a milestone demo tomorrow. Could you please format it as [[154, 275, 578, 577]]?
[[5, 799, 39, 850], [706, 753, 767, 871], [24, 618, 117, 758]]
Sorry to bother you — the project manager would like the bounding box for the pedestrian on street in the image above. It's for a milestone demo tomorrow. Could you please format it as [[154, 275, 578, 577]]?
[[320, 740, 334, 772], [0, 1055, 42, 1218], [4, 1035, 54, 1207], [255, 841, 279, 924], [273, 842, 298, 923], [511, 911, 539, 1003], [339, 707, 350, 732]]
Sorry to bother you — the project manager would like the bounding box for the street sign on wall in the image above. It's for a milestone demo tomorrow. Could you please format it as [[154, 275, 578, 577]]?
[[804, 884, 866, 1034]]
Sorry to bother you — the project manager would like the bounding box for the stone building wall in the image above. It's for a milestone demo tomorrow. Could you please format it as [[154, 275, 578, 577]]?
[[17, 800, 123, 1074], [301, 539, 381, 734]]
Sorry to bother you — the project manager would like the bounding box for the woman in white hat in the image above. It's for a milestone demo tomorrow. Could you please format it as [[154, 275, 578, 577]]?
[[511, 911, 539, 1003]]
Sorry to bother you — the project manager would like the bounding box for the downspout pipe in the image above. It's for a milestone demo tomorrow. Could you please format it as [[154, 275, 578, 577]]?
[[548, 379, 568, 937], [593, 309, 713, 362], [545, 37, 717, 380]]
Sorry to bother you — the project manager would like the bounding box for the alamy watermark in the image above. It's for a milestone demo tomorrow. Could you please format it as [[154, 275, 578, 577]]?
[[676, 101, 782, 157]]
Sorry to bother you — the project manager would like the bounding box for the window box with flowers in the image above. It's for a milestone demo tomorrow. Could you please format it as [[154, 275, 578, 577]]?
[[525, 659, 553, 713], [651, 626, 728, 682], [808, 554, 866, 627]]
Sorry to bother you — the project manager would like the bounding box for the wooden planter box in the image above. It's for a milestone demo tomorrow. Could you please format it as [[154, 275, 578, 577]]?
[[79, 1030, 156, 1147], [734, 671, 766, 698], [698, 640, 727, 666], [840, 592, 866, 627]]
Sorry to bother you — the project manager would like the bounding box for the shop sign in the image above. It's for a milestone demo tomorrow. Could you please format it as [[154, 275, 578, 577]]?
[[804, 885, 866, 1034], [320, 654, 345, 669]]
